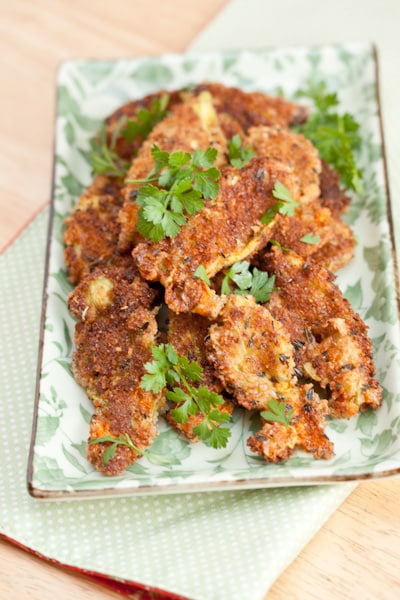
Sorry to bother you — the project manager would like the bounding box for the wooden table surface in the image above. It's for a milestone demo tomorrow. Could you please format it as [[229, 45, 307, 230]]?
[[1, 1, 399, 599]]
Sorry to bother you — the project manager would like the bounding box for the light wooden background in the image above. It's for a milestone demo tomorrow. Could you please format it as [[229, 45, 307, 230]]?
[[1, 1, 400, 599]]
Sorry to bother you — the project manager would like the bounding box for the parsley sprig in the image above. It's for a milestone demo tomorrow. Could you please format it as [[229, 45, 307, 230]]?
[[127, 145, 221, 242], [221, 261, 276, 303], [227, 134, 255, 168], [261, 181, 299, 224], [295, 81, 363, 192], [89, 433, 170, 465], [90, 94, 169, 178], [122, 94, 169, 142], [90, 117, 130, 177], [260, 399, 294, 427], [141, 343, 231, 449]]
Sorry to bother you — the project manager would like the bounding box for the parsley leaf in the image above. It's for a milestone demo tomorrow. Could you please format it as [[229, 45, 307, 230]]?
[[296, 81, 363, 192], [300, 232, 321, 245], [244, 268, 276, 303], [260, 399, 294, 427], [141, 343, 231, 449], [227, 134, 256, 168], [272, 181, 298, 215], [127, 145, 221, 242], [122, 94, 169, 142], [194, 265, 211, 284], [221, 261, 252, 295], [221, 261, 276, 303], [261, 181, 299, 224]]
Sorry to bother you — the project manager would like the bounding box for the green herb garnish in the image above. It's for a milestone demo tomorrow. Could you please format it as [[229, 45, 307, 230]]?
[[89, 433, 169, 465], [127, 145, 220, 242], [260, 399, 294, 427], [261, 181, 299, 224], [141, 343, 231, 449], [221, 261, 276, 303], [90, 117, 130, 177], [300, 232, 321, 245], [122, 94, 169, 142], [194, 264, 211, 284], [296, 81, 363, 192], [227, 134, 255, 168]]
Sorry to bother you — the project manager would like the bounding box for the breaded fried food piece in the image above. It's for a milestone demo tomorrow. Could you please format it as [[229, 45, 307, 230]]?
[[247, 384, 333, 462], [132, 157, 300, 317], [64, 174, 130, 285], [206, 295, 297, 411], [165, 311, 234, 441], [68, 266, 164, 475], [206, 294, 332, 461], [245, 125, 321, 203], [118, 91, 229, 252], [262, 247, 382, 418], [267, 199, 355, 272], [193, 82, 309, 130], [242, 130, 353, 271]]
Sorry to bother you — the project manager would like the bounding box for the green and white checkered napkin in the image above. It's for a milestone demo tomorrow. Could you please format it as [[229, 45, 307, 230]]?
[[0, 206, 355, 599]]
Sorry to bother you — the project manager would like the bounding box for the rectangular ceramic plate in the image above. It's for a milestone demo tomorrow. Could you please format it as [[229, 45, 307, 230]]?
[[28, 43, 400, 499]]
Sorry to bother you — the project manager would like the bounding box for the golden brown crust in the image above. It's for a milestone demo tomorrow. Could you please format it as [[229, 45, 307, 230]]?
[[245, 125, 321, 203], [193, 82, 309, 129], [132, 157, 299, 315], [261, 248, 382, 418], [207, 295, 333, 462], [247, 385, 333, 462], [207, 295, 297, 410], [118, 91, 229, 252], [264, 199, 355, 272], [68, 267, 163, 475], [63, 175, 129, 285]]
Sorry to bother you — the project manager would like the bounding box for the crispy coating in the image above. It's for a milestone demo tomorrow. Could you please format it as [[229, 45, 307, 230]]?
[[266, 199, 355, 272], [245, 125, 321, 203], [261, 248, 382, 418], [165, 311, 234, 441], [247, 384, 333, 462], [118, 91, 229, 252], [193, 82, 309, 130], [64, 83, 382, 470], [206, 295, 297, 410], [207, 295, 333, 461], [106, 82, 308, 161], [132, 157, 300, 317], [117, 85, 309, 253], [64, 174, 131, 285], [68, 267, 163, 475]]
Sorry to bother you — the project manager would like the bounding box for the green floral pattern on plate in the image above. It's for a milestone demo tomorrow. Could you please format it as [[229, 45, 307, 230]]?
[[29, 43, 400, 498]]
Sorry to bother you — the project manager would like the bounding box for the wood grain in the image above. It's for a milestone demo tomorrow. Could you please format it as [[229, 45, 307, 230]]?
[[1, 1, 400, 599], [268, 479, 400, 599]]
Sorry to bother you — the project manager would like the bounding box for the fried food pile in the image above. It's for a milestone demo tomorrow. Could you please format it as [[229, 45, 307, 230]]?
[[64, 83, 382, 475]]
